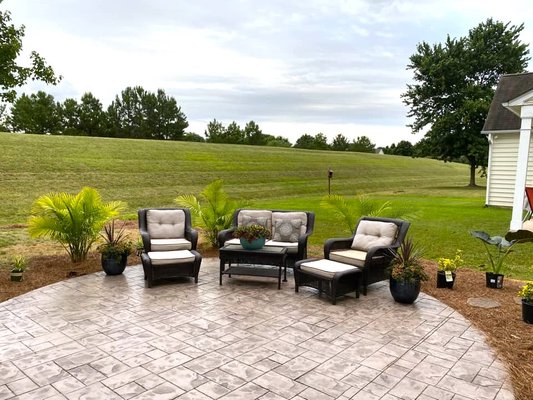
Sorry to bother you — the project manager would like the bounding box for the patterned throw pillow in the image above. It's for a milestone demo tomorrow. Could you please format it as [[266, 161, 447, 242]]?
[[273, 219, 302, 242], [241, 215, 268, 228]]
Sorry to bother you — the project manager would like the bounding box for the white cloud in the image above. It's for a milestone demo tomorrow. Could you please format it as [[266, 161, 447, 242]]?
[[3, 0, 532, 147]]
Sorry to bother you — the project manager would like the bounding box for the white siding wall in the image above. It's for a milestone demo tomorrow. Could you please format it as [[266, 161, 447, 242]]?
[[487, 132, 533, 207]]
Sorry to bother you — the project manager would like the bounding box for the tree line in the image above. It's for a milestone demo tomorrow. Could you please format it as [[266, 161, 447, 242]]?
[[2, 87, 191, 140]]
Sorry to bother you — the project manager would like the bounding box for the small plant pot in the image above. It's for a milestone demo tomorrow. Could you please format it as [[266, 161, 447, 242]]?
[[522, 300, 533, 324], [389, 278, 421, 304], [436, 271, 456, 289], [240, 237, 266, 250], [485, 272, 504, 289], [10, 271, 23, 282]]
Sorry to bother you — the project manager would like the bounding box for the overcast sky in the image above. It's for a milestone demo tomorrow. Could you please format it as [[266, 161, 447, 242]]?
[[4, 0, 532, 146]]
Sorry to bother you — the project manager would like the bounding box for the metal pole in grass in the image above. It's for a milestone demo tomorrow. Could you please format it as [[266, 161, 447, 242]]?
[[328, 168, 333, 195]]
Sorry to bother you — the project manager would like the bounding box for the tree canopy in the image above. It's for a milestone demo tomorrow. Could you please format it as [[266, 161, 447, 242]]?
[[402, 18, 530, 186], [0, 2, 60, 102]]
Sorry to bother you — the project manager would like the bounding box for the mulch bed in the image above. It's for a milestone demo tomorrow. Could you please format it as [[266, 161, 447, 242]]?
[[0, 248, 531, 399], [421, 261, 533, 400]]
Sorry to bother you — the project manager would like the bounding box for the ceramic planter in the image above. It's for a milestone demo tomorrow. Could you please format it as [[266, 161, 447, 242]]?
[[240, 237, 266, 250], [389, 277, 421, 304], [436, 271, 456, 289], [522, 300, 533, 324], [485, 272, 504, 289], [101, 253, 128, 275]]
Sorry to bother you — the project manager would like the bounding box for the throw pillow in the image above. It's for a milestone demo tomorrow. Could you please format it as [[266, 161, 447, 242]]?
[[273, 219, 302, 242]]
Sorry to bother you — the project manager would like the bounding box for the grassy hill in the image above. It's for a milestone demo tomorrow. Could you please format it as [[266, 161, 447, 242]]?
[[2, 132, 531, 280]]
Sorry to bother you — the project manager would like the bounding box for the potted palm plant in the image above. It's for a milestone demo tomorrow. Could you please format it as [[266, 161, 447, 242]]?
[[389, 238, 428, 304], [518, 281, 533, 324], [97, 220, 133, 275], [234, 224, 271, 250], [436, 249, 463, 289], [10, 255, 27, 282]]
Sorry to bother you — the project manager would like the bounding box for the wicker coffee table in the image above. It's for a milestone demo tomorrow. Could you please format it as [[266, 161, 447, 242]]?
[[219, 244, 288, 289]]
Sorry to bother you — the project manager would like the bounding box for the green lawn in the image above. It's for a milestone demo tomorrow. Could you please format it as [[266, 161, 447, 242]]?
[[1, 132, 531, 280]]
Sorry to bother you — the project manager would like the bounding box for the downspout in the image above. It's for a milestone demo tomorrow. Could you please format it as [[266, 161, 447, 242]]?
[[485, 132, 493, 206], [510, 105, 533, 231]]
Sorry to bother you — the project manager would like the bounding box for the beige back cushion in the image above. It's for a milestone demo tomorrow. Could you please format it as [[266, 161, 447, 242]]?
[[272, 212, 307, 238], [237, 210, 273, 230], [351, 220, 397, 251], [147, 209, 185, 239]]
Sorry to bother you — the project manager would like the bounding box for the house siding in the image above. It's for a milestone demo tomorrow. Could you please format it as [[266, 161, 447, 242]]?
[[487, 132, 533, 207]]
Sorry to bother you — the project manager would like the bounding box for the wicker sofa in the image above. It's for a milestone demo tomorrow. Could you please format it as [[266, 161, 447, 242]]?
[[217, 208, 315, 267]]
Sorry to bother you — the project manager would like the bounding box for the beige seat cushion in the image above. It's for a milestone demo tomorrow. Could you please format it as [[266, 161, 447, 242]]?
[[300, 259, 360, 279], [329, 249, 367, 267], [265, 240, 298, 254], [150, 238, 191, 251], [147, 209, 185, 239], [224, 238, 241, 246], [351, 220, 397, 251], [148, 250, 195, 266]]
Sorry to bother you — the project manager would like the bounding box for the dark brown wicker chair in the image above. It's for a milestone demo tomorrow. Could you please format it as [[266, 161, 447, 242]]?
[[324, 216, 410, 295], [138, 208, 202, 287]]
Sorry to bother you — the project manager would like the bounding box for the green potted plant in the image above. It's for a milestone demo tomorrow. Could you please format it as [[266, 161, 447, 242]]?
[[233, 224, 271, 250], [10, 255, 27, 282], [97, 220, 133, 275], [436, 249, 463, 289], [470, 231, 520, 288], [389, 238, 429, 304], [518, 281, 533, 324]]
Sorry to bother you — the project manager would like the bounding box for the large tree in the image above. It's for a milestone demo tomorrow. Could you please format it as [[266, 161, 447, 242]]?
[[0, 2, 60, 102], [9, 91, 61, 134], [403, 19, 529, 186], [350, 135, 375, 153], [106, 86, 188, 139]]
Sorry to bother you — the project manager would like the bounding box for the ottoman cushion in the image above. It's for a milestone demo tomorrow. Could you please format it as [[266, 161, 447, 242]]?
[[300, 259, 359, 279], [148, 250, 196, 266]]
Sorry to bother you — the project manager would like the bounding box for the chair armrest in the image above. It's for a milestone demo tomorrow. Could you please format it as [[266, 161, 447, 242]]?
[[218, 228, 236, 248], [185, 228, 199, 250], [140, 231, 151, 252], [365, 245, 397, 263], [324, 237, 353, 258]]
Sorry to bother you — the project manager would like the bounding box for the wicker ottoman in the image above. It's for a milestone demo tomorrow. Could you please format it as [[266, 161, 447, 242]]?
[[141, 249, 202, 287], [294, 258, 361, 304]]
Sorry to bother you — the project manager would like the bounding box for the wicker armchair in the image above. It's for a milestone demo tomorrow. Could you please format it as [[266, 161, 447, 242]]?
[[324, 216, 410, 294], [138, 208, 201, 287]]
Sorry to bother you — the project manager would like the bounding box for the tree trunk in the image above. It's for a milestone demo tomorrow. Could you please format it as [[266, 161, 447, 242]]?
[[469, 163, 477, 187]]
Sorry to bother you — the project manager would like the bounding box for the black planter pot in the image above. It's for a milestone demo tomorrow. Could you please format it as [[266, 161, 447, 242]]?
[[522, 300, 533, 324], [389, 278, 421, 304], [436, 271, 456, 289], [485, 272, 504, 289], [101, 253, 128, 275]]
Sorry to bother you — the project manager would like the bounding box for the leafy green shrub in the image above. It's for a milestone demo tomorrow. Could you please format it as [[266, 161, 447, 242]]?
[[11, 255, 27, 272], [28, 187, 126, 262], [390, 238, 429, 283], [175, 179, 244, 247]]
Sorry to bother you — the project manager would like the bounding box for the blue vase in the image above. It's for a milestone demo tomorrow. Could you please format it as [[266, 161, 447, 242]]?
[[240, 237, 265, 250]]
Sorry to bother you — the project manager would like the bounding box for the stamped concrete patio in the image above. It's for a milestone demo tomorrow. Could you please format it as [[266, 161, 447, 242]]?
[[0, 259, 514, 400]]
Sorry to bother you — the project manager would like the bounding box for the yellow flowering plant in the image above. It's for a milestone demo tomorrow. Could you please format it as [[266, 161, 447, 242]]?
[[437, 250, 463, 272], [518, 281, 533, 303]]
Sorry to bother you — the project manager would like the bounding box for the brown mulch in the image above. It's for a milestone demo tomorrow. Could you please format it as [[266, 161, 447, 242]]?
[[421, 261, 533, 400], [0, 239, 532, 399]]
